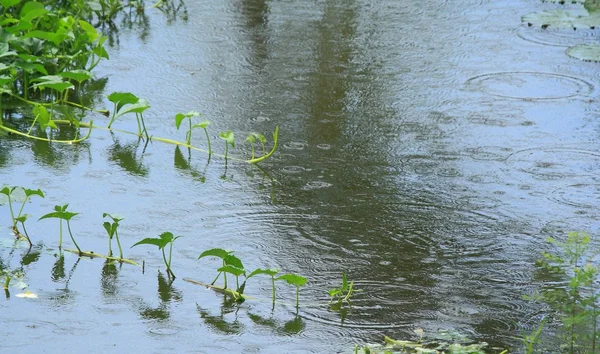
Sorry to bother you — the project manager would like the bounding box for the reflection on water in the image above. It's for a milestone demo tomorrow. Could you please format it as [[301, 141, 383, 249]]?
[[1, 0, 600, 352], [108, 135, 149, 176]]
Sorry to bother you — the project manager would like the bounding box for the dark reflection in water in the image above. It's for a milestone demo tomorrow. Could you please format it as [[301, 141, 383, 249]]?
[[248, 312, 306, 335], [173, 146, 207, 182], [108, 135, 149, 176], [197, 301, 244, 334], [51, 255, 66, 282], [139, 271, 182, 321], [101, 260, 119, 298]]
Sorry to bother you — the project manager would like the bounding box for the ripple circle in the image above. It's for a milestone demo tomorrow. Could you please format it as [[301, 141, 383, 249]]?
[[465, 72, 593, 100]]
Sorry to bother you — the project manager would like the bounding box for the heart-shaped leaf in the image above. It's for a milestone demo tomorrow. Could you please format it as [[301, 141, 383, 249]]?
[[219, 131, 235, 148], [59, 69, 93, 84], [198, 248, 232, 260], [193, 120, 211, 129], [217, 265, 246, 277], [276, 274, 307, 287], [247, 268, 279, 279]]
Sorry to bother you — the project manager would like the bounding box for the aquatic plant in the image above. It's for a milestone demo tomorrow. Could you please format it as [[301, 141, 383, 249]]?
[[198, 248, 238, 289], [328, 271, 356, 306], [132, 231, 180, 279], [106, 92, 151, 140], [39, 204, 82, 255], [174, 111, 200, 145], [0, 186, 44, 245], [102, 213, 124, 259], [245, 133, 266, 159], [247, 267, 280, 308], [529, 231, 600, 353], [522, 320, 546, 354], [276, 273, 307, 311], [218, 131, 235, 161]]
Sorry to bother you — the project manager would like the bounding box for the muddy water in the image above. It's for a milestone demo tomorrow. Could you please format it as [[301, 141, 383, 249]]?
[[1, 0, 599, 352]]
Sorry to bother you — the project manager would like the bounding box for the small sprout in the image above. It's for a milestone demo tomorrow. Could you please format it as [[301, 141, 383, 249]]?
[[39, 204, 81, 254], [198, 248, 243, 290], [174, 111, 201, 146], [248, 268, 279, 309], [132, 232, 180, 279], [103, 213, 125, 259], [218, 131, 235, 161], [328, 272, 356, 307], [193, 120, 213, 159], [0, 186, 44, 245], [276, 273, 307, 311]]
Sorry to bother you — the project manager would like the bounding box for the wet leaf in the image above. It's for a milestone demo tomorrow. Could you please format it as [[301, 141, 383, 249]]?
[[114, 98, 150, 119], [198, 248, 232, 260], [224, 254, 244, 269], [193, 120, 211, 129], [217, 265, 246, 277], [276, 274, 307, 287], [566, 44, 600, 61], [522, 9, 600, 29], [59, 70, 93, 84], [24, 188, 44, 198], [32, 75, 74, 93], [247, 268, 279, 279], [131, 237, 168, 250], [219, 131, 235, 148], [107, 92, 139, 112]]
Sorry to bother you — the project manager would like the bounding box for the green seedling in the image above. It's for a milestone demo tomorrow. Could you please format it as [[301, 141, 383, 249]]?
[[132, 231, 180, 279], [198, 248, 246, 290], [196, 120, 212, 159], [174, 111, 202, 146], [0, 186, 44, 245], [247, 268, 279, 309], [245, 133, 267, 159], [276, 273, 307, 311], [218, 131, 235, 161], [102, 213, 124, 259], [218, 262, 246, 297], [328, 272, 356, 306], [106, 92, 151, 140], [39, 204, 82, 254]]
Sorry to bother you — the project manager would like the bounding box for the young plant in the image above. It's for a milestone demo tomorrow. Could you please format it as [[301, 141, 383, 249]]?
[[533, 231, 600, 353], [329, 272, 356, 306], [39, 204, 82, 254], [218, 131, 235, 161], [247, 268, 279, 309], [103, 213, 124, 259], [197, 120, 212, 159], [198, 248, 245, 290], [174, 111, 201, 146], [276, 273, 307, 311], [245, 133, 267, 159], [132, 232, 180, 279], [106, 92, 151, 140], [0, 186, 44, 245]]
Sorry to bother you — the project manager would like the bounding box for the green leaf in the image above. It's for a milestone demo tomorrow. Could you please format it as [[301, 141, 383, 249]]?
[[33, 105, 57, 131], [247, 268, 279, 279], [59, 70, 93, 84], [15, 215, 28, 223], [159, 231, 176, 243], [224, 254, 244, 270], [103, 213, 124, 223], [32, 75, 74, 93], [193, 120, 211, 129], [103, 222, 114, 238], [107, 92, 139, 112], [131, 237, 169, 250], [0, 0, 20, 7], [245, 134, 256, 143], [328, 288, 341, 297], [23, 188, 44, 198], [77, 20, 99, 41], [198, 248, 231, 260], [0, 75, 15, 86], [219, 131, 235, 148], [566, 44, 600, 62], [0, 186, 13, 196], [522, 9, 600, 29], [276, 274, 307, 287], [114, 98, 150, 119], [217, 265, 246, 277], [174, 113, 187, 130]]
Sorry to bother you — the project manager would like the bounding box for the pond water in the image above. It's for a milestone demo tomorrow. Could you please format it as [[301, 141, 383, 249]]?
[[1, 0, 600, 352]]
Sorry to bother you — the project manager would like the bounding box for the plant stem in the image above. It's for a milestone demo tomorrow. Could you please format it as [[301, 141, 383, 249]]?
[[108, 234, 113, 257], [66, 220, 81, 255], [3, 275, 10, 290], [15, 196, 30, 226], [187, 118, 192, 145], [168, 241, 175, 279], [115, 229, 123, 259], [203, 128, 212, 160], [139, 113, 150, 141], [58, 219, 63, 248], [6, 191, 16, 228], [295, 286, 299, 312], [210, 271, 222, 285]]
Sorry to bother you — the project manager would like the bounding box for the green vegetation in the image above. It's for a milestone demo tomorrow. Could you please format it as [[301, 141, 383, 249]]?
[[329, 271, 357, 307], [0, 186, 43, 245], [525, 231, 600, 353], [132, 231, 181, 280]]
